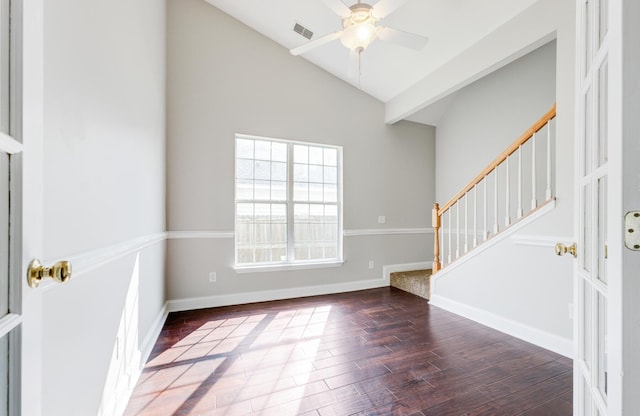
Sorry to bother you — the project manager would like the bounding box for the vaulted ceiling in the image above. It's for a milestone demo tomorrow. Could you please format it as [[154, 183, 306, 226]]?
[[204, 0, 540, 110]]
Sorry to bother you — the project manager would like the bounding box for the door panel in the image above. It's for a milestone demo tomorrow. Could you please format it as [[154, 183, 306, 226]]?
[[576, 0, 611, 414]]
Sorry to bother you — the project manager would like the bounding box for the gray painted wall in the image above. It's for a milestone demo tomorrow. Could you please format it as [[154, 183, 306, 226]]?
[[431, 7, 576, 349], [42, 0, 167, 414], [166, 0, 435, 302], [436, 41, 557, 203]]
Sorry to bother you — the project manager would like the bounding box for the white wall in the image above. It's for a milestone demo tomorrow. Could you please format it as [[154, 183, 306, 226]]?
[[166, 0, 435, 307], [429, 3, 576, 356], [42, 0, 167, 414]]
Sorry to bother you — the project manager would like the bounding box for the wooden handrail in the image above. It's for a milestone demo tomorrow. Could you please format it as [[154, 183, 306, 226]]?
[[438, 103, 556, 216]]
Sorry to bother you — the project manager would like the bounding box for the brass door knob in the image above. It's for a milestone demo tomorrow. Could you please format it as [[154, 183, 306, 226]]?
[[27, 259, 72, 288], [555, 243, 577, 258]]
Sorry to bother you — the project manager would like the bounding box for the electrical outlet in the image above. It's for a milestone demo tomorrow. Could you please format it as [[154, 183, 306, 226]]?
[[378, 215, 386, 224], [209, 272, 217, 283], [368, 260, 374, 269]]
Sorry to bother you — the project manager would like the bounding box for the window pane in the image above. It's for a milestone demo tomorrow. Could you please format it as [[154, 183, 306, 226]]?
[[597, 59, 608, 167], [597, 292, 608, 399], [236, 139, 254, 159], [254, 160, 270, 180], [271, 162, 286, 181], [272, 204, 286, 222], [309, 183, 323, 202], [0, 334, 8, 416], [582, 184, 592, 274], [236, 179, 253, 200], [0, 153, 8, 317], [309, 146, 323, 165], [293, 182, 309, 202], [236, 203, 254, 222], [255, 140, 271, 160], [324, 148, 337, 166], [584, 0, 592, 78], [272, 142, 287, 162], [294, 204, 309, 222], [0, 0, 8, 134], [599, 0, 608, 47], [294, 145, 308, 163], [309, 165, 323, 183], [584, 86, 593, 175], [597, 177, 607, 284], [294, 164, 308, 181], [324, 184, 337, 202], [324, 166, 337, 184], [254, 180, 270, 200], [255, 203, 271, 222], [271, 181, 286, 201], [236, 159, 254, 179], [583, 282, 593, 371]]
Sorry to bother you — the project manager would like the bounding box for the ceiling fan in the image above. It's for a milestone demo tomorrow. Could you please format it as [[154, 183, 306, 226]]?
[[290, 0, 428, 77]]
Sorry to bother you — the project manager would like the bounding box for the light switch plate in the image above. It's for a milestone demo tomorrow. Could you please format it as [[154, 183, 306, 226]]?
[[624, 211, 640, 250]]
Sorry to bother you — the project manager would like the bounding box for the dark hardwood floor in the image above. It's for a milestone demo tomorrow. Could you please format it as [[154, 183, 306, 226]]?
[[124, 287, 572, 416]]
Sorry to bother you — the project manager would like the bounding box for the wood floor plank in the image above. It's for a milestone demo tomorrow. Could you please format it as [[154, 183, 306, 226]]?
[[124, 287, 572, 415]]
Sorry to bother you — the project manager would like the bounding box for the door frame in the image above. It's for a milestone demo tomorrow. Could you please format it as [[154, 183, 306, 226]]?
[[609, 0, 640, 414]]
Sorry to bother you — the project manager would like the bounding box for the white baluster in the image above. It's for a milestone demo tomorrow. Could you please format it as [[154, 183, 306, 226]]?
[[448, 210, 452, 263], [473, 185, 478, 248], [531, 132, 537, 210], [483, 179, 488, 241], [546, 121, 552, 200], [493, 169, 499, 234], [505, 156, 511, 226], [464, 193, 468, 253], [456, 203, 460, 259], [517, 146, 523, 218]]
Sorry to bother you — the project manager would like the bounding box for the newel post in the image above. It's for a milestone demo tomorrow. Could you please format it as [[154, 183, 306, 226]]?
[[432, 203, 441, 272]]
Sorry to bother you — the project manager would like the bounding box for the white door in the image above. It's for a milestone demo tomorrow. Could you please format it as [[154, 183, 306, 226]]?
[[575, 0, 640, 415], [575, 0, 611, 414]]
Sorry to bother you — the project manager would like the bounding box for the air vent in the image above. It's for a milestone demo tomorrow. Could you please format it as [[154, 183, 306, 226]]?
[[293, 23, 313, 40]]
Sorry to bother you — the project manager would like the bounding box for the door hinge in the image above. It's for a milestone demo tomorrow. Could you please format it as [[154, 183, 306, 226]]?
[[624, 211, 640, 250]]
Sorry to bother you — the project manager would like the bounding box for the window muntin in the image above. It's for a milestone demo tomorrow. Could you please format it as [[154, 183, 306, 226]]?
[[235, 135, 342, 267]]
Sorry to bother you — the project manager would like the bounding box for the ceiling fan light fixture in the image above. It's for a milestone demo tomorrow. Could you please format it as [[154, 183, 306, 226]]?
[[340, 22, 376, 50]]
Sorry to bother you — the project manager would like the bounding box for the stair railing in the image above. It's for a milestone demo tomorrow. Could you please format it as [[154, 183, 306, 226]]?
[[432, 104, 556, 273]]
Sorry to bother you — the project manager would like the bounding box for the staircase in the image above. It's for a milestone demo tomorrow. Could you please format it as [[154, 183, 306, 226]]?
[[432, 104, 557, 274]]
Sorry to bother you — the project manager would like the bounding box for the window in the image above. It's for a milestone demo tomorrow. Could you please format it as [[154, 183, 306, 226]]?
[[235, 134, 342, 268]]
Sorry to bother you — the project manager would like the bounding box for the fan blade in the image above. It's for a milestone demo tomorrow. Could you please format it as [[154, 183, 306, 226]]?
[[347, 48, 360, 79], [377, 27, 428, 50], [290, 31, 343, 56], [322, 0, 352, 17], [372, 0, 410, 19]]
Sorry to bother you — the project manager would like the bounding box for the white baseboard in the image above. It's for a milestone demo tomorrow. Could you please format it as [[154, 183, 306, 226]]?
[[140, 303, 169, 365], [112, 303, 168, 416], [429, 294, 573, 358], [382, 261, 431, 285], [166, 278, 388, 312]]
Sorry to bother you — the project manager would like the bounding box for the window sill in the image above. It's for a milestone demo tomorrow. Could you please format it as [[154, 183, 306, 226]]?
[[234, 260, 344, 274]]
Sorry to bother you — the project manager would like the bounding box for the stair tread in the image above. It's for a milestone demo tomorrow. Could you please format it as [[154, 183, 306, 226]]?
[[390, 269, 431, 300]]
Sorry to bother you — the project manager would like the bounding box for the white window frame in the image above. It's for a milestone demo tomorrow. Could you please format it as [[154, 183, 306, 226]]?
[[234, 134, 343, 272]]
